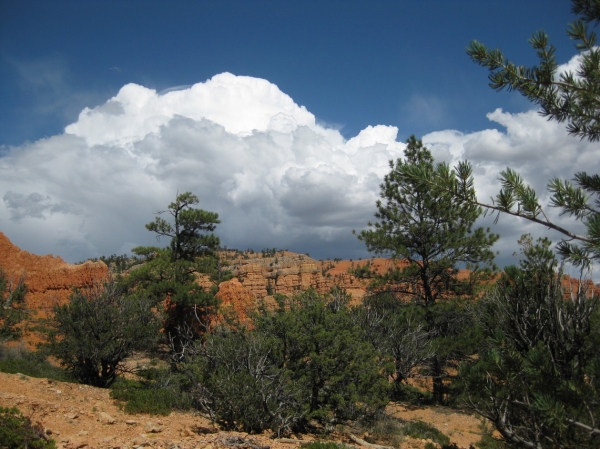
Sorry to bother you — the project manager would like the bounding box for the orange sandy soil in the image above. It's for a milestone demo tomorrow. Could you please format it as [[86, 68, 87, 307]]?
[[0, 371, 484, 449], [387, 403, 482, 448]]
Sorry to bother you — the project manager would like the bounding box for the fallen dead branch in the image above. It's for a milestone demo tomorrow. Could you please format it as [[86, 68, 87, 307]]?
[[349, 434, 393, 449]]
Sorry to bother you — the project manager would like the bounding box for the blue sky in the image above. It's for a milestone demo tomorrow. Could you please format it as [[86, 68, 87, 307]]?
[[0, 0, 595, 271], [1, 0, 573, 144]]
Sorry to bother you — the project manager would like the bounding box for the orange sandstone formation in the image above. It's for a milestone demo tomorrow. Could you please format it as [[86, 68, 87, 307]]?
[[215, 278, 257, 319], [225, 252, 375, 302], [0, 232, 108, 319], [2, 231, 596, 334]]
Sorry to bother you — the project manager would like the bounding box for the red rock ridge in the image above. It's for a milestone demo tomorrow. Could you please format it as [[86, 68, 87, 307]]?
[[0, 232, 108, 319]]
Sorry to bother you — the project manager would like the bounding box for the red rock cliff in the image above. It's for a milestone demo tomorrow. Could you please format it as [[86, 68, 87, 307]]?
[[0, 232, 108, 319], [217, 252, 399, 310]]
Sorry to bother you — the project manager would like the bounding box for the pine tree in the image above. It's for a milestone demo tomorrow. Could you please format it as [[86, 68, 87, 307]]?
[[44, 278, 160, 387], [412, 1, 600, 444], [357, 136, 498, 403], [128, 192, 227, 362], [407, 0, 600, 267], [144, 191, 220, 262], [461, 236, 600, 448]]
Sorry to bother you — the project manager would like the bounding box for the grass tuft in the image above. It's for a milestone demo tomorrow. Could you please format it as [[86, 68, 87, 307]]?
[[110, 371, 193, 416], [402, 420, 450, 447], [0, 344, 72, 382], [300, 443, 349, 449]]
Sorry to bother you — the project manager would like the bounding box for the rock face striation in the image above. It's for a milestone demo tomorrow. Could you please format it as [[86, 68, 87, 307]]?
[[215, 251, 403, 313], [0, 232, 108, 319]]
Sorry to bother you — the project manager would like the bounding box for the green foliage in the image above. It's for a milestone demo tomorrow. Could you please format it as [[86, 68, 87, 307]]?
[[354, 293, 433, 396], [395, 4, 600, 437], [110, 370, 192, 415], [0, 407, 56, 449], [449, 164, 600, 267], [347, 261, 372, 279], [402, 420, 450, 447], [365, 415, 405, 448], [474, 421, 507, 449], [392, 1, 600, 445], [357, 136, 498, 286], [145, 191, 220, 262], [129, 192, 225, 360], [391, 383, 433, 405], [184, 289, 392, 435], [0, 270, 27, 342], [467, 0, 600, 142], [357, 136, 497, 403], [261, 247, 279, 258], [266, 279, 275, 295], [184, 326, 301, 434], [128, 247, 221, 359], [0, 344, 72, 382], [411, 0, 600, 267], [300, 443, 349, 449], [43, 279, 160, 388], [474, 435, 506, 449], [102, 254, 140, 273], [255, 290, 392, 424], [357, 415, 453, 449], [460, 235, 600, 448], [84, 253, 141, 274]]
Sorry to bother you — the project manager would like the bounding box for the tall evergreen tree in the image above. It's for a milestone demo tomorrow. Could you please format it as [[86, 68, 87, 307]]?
[[128, 192, 227, 361], [357, 136, 498, 403], [400, 1, 600, 445]]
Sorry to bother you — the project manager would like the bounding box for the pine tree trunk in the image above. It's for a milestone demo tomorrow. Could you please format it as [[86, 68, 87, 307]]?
[[432, 355, 444, 405]]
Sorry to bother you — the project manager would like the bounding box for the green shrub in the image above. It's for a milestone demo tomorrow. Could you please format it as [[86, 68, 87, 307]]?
[[185, 290, 392, 435], [183, 328, 300, 434], [0, 270, 27, 342], [110, 370, 193, 416], [402, 420, 450, 447], [300, 443, 348, 449], [0, 407, 56, 449], [460, 236, 600, 448], [475, 435, 506, 449], [44, 279, 160, 387], [473, 421, 506, 449], [391, 383, 433, 405], [347, 262, 372, 279], [367, 415, 404, 448], [0, 345, 72, 382]]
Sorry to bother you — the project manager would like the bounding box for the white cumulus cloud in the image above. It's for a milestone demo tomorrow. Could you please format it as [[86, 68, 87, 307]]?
[[0, 73, 597, 269], [0, 73, 404, 262]]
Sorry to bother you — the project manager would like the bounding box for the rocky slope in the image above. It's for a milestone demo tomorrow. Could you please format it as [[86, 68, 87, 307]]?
[[0, 371, 483, 449]]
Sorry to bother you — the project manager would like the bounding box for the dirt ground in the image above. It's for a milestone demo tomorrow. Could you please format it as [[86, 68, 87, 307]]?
[[387, 403, 482, 448], [0, 372, 483, 449]]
